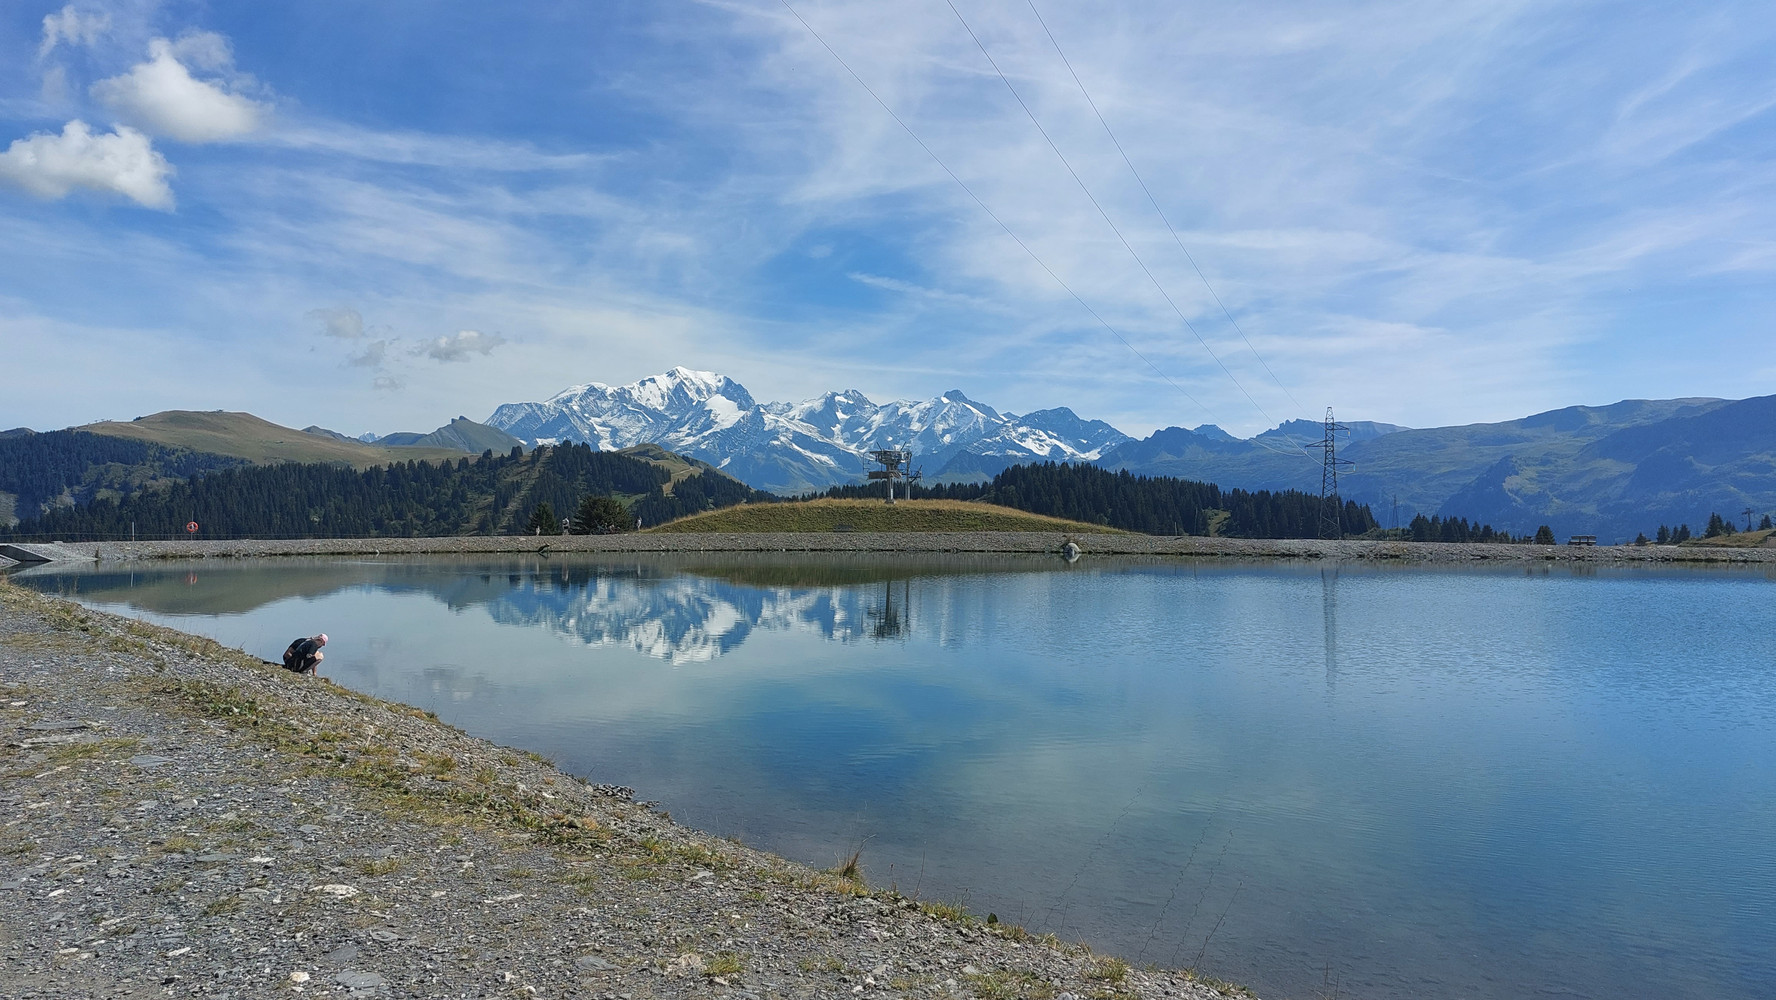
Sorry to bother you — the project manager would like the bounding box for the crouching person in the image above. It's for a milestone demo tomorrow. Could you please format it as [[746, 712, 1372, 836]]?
[[283, 633, 328, 675]]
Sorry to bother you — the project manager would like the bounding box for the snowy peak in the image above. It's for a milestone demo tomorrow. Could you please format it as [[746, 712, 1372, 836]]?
[[629, 367, 753, 411], [546, 367, 754, 413]]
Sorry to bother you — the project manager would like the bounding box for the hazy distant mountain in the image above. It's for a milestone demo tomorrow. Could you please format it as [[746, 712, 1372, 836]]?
[[485, 367, 1132, 494], [369, 417, 524, 454], [1100, 397, 1772, 541]]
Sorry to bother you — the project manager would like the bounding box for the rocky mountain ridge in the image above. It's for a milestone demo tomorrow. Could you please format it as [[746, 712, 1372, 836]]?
[[485, 367, 1130, 495]]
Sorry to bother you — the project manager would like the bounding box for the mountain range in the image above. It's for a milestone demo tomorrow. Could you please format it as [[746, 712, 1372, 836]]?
[[485, 367, 1130, 496], [483, 369, 1776, 542]]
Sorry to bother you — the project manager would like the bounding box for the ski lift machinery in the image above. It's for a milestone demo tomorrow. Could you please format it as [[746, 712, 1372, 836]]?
[[866, 448, 922, 504]]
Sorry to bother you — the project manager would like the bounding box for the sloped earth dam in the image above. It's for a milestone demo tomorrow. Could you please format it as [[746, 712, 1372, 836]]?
[[13, 553, 1775, 1000]]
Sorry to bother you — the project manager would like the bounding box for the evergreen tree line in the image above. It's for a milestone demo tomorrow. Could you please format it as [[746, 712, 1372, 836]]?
[[1402, 513, 1523, 544], [1, 443, 770, 540], [1641, 511, 1774, 545], [814, 461, 1380, 538], [0, 430, 245, 522]]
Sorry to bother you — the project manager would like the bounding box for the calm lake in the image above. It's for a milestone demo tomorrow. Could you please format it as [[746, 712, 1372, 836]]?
[[11, 554, 1775, 1000]]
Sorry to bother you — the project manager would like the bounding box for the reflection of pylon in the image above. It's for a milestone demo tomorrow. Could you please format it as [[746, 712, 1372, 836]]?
[[1314, 407, 1355, 540]]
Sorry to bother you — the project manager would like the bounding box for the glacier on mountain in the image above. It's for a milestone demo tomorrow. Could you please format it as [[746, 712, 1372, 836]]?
[[484, 367, 1131, 494]]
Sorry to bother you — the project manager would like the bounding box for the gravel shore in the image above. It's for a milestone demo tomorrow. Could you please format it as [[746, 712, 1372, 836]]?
[[0, 580, 1251, 1000], [38, 532, 1776, 565]]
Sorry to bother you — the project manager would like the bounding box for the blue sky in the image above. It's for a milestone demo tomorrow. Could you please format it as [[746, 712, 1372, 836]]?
[[2, 0, 1772, 438]]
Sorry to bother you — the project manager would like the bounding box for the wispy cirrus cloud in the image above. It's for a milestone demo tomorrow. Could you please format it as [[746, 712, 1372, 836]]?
[[38, 4, 110, 59]]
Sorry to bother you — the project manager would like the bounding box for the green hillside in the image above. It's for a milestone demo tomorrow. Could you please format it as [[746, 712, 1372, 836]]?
[[81, 411, 467, 469], [0, 428, 247, 527], [648, 498, 1125, 534]]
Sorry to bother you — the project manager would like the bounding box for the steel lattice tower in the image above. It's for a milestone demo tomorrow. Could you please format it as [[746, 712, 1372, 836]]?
[[1318, 407, 1352, 540]]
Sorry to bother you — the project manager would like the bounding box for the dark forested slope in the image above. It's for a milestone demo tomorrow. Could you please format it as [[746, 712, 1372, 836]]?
[[4, 443, 774, 540], [0, 430, 246, 527], [815, 461, 1381, 538]]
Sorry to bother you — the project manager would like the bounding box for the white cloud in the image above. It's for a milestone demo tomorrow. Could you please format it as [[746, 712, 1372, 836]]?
[[39, 4, 110, 58], [309, 306, 367, 339], [347, 339, 389, 367], [0, 120, 173, 209], [372, 374, 405, 392], [414, 329, 507, 362], [92, 38, 265, 143], [167, 31, 237, 73]]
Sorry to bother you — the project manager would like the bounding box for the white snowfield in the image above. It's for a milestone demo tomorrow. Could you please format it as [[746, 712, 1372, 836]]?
[[485, 366, 1131, 495]]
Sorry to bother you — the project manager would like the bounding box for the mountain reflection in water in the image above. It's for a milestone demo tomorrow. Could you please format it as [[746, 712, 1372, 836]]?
[[16, 553, 1019, 665], [487, 565, 918, 662]]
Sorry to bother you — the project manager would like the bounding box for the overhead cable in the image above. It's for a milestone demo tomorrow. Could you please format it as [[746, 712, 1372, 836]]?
[[942, 0, 1285, 435], [1025, 0, 1303, 413], [778, 0, 1215, 422]]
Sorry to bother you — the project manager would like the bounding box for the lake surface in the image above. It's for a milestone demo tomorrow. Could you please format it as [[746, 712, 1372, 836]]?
[[11, 554, 1775, 1000]]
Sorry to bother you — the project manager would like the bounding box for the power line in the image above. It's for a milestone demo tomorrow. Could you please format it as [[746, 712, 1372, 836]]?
[[778, 0, 1215, 422], [1025, 0, 1303, 414], [942, 0, 1289, 437]]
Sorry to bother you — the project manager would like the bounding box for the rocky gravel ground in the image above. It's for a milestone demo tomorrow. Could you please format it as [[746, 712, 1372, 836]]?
[[0, 580, 1250, 1000], [38, 532, 1776, 566]]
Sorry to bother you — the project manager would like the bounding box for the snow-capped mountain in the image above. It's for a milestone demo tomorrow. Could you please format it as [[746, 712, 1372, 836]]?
[[484, 367, 1132, 494]]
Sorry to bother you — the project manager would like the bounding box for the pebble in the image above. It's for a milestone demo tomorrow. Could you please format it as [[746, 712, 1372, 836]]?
[[574, 955, 615, 971]]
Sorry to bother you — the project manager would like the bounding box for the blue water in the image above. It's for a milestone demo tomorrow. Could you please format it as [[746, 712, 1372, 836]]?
[[14, 554, 1776, 1000]]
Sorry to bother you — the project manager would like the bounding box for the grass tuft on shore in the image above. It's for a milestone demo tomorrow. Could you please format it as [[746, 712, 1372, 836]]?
[[646, 498, 1125, 534]]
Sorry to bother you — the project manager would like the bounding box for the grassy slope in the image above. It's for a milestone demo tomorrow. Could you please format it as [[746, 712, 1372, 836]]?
[[617, 443, 719, 494], [1683, 528, 1776, 548], [81, 411, 467, 470], [646, 498, 1125, 534]]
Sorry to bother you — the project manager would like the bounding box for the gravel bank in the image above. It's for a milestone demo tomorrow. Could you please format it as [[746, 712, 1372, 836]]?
[[40, 532, 1776, 565], [0, 580, 1251, 1000]]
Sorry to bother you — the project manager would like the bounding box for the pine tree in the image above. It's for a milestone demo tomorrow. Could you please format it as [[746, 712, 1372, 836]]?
[[1762, 514, 1773, 531], [525, 501, 559, 536], [571, 494, 630, 534], [1634, 532, 1649, 545], [1534, 525, 1556, 545], [1704, 512, 1726, 538], [1656, 525, 1670, 544]]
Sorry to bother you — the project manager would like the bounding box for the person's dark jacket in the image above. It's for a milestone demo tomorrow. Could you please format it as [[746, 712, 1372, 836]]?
[[283, 637, 323, 673]]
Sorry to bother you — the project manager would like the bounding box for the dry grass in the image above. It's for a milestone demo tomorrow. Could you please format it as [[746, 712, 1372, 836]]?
[[1682, 527, 1776, 548], [648, 498, 1124, 534], [78, 410, 465, 470]]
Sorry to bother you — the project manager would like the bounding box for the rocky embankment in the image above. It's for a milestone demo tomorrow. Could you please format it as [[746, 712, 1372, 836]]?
[[0, 581, 1249, 1000], [38, 532, 1776, 565]]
